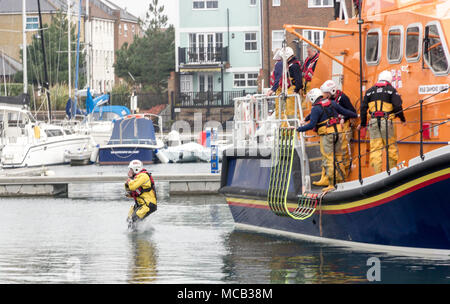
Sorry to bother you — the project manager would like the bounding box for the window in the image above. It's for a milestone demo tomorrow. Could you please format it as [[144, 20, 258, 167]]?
[[365, 29, 381, 65], [198, 74, 213, 92], [26, 17, 39, 30], [424, 22, 449, 75], [193, 0, 218, 9], [45, 129, 64, 137], [119, 24, 122, 35], [272, 0, 280, 6], [250, 0, 257, 6], [124, 24, 128, 37], [272, 30, 284, 52], [216, 33, 223, 49], [387, 26, 403, 63], [302, 29, 325, 59], [234, 73, 258, 88], [308, 0, 333, 7], [245, 32, 257, 51], [405, 24, 422, 62]]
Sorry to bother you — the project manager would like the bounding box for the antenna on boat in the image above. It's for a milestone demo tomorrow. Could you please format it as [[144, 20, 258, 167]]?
[[357, 0, 364, 185], [37, 0, 52, 123]]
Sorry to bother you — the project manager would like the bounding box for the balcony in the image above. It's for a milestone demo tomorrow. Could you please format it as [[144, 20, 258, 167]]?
[[178, 46, 229, 67], [175, 90, 255, 108]]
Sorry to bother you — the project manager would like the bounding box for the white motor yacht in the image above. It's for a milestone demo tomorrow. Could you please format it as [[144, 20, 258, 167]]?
[[0, 104, 94, 168]]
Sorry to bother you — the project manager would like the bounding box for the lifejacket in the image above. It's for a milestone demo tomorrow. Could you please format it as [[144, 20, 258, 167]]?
[[369, 81, 394, 119], [333, 90, 343, 104], [130, 169, 157, 202], [279, 59, 301, 90], [302, 53, 319, 82], [270, 70, 275, 87], [314, 99, 340, 135]]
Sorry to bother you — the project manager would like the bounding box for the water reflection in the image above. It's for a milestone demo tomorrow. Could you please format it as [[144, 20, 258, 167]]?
[[222, 230, 450, 284], [128, 232, 158, 284], [0, 192, 448, 284], [222, 231, 368, 283]]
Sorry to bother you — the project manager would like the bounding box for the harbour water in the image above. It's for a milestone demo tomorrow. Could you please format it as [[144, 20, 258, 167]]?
[[0, 163, 449, 284]]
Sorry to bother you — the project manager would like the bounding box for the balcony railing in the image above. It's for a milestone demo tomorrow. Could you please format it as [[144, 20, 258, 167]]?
[[175, 90, 255, 108], [178, 46, 229, 66]]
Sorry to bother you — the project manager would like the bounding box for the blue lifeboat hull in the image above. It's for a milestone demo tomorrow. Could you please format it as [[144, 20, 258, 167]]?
[[219, 147, 450, 254]]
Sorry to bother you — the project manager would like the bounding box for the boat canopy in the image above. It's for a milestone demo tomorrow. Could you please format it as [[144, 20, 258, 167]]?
[[92, 105, 130, 121], [108, 116, 157, 145]]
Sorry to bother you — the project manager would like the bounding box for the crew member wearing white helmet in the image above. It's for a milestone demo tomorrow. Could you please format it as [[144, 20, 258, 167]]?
[[266, 46, 303, 124], [320, 80, 356, 176], [297, 88, 357, 190], [125, 159, 157, 225], [269, 48, 282, 88], [359, 70, 406, 174]]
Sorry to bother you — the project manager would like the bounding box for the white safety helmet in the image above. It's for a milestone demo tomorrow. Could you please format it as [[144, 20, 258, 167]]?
[[320, 80, 337, 96], [377, 70, 393, 83], [306, 88, 323, 104], [272, 49, 281, 61], [279, 47, 294, 60], [128, 159, 143, 174]]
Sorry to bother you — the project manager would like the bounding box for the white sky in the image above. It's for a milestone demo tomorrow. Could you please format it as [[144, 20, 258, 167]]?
[[108, 0, 177, 26]]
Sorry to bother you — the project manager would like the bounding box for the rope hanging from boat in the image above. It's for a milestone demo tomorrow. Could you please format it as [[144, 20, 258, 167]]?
[[268, 127, 295, 216], [267, 127, 325, 220]]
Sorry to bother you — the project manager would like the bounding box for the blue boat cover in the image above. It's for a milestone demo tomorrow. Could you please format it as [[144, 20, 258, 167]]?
[[93, 105, 131, 121], [108, 117, 156, 145]]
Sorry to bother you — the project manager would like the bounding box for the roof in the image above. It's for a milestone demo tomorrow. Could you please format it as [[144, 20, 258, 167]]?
[[0, 52, 22, 75], [0, 0, 63, 14], [102, 0, 139, 23]]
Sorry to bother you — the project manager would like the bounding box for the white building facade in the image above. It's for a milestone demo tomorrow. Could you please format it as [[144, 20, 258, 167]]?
[[90, 16, 115, 93]]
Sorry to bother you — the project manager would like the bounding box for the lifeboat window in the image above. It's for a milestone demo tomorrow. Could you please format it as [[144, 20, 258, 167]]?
[[387, 26, 403, 64], [365, 29, 381, 65], [405, 24, 422, 62], [424, 22, 450, 75]]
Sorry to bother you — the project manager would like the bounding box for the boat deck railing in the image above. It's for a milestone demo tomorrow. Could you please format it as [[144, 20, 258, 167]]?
[[232, 93, 311, 193]]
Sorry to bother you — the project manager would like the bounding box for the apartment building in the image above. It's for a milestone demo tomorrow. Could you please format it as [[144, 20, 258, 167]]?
[[172, 0, 262, 123]]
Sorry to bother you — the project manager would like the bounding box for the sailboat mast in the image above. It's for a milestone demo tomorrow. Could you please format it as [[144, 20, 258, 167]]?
[[22, 0, 27, 94], [37, 0, 52, 122], [72, 0, 81, 118], [68, 0, 71, 99]]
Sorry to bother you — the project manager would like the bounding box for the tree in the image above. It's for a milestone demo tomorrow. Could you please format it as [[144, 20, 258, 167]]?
[[114, 0, 174, 95], [18, 10, 86, 89]]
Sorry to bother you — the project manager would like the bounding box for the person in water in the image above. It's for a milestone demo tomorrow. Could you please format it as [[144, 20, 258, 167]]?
[[126, 159, 157, 226]]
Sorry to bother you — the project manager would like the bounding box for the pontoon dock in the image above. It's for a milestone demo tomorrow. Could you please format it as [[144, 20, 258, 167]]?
[[0, 173, 221, 197]]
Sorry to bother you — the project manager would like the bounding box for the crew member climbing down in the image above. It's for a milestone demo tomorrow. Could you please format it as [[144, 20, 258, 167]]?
[[296, 88, 357, 191], [126, 159, 157, 227]]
